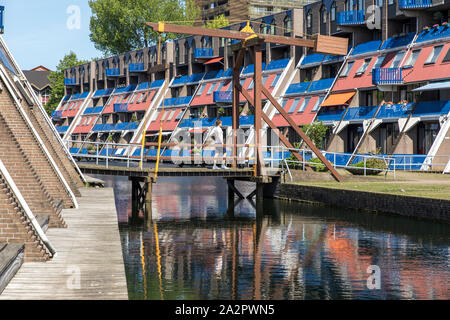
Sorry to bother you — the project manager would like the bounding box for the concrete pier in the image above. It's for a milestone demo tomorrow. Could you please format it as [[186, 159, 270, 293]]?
[[0, 188, 128, 300]]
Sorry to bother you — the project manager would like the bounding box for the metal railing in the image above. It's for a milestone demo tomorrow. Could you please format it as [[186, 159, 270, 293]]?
[[337, 10, 365, 25], [372, 67, 403, 85], [105, 68, 120, 77], [399, 0, 432, 9], [129, 63, 145, 72], [64, 78, 77, 85]]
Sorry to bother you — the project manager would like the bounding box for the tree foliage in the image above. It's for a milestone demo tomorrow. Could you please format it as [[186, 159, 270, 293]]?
[[204, 14, 229, 29], [301, 121, 328, 149], [46, 52, 88, 115], [88, 0, 200, 55]]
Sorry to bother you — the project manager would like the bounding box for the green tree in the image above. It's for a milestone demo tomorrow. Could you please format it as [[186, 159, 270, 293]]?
[[204, 14, 229, 29], [46, 52, 88, 115], [301, 121, 328, 149], [88, 0, 200, 55]]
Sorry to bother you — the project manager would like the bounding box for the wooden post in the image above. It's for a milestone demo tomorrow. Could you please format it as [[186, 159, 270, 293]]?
[[131, 178, 139, 221], [253, 45, 264, 177], [227, 179, 235, 217], [232, 52, 240, 168]]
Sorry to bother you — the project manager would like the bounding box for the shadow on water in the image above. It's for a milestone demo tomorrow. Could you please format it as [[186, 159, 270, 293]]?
[[93, 174, 450, 300]]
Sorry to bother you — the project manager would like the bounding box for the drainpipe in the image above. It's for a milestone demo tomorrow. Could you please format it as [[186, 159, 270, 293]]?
[[0, 160, 57, 257]]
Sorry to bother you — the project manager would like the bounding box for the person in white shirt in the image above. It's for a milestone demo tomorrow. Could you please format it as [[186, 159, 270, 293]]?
[[210, 119, 228, 170]]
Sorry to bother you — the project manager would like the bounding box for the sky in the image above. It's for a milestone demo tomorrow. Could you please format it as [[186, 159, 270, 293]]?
[[2, 0, 103, 71]]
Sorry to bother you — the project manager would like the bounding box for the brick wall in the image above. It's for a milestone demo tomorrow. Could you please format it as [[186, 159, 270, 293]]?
[[0, 78, 75, 208], [0, 173, 50, 262], [20, 95, 83, 195], [0, 116, 66, 228], [279, 183, 450, 222]]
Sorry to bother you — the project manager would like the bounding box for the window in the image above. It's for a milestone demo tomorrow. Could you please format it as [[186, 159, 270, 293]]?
[[271, 74, 280, 87], [331, 3, 336, 21], [262, 75, 269, 85], [288, 99, 301, 113], [356, 58, 372, 75], [284, 17, 292, 36], [307, 12, 312, 29], [215, 82, 224, 92], [372, 55, 385, 70], [239, 79, 246, 87], [207, 83, 217, 95], [297, 97, 311, 113], [136, 93, 145, 104], [175, 109, 185, 120], [442, 47, 450, 63], [130, 93, 138, 104], [340, 61, 354, 77], [312, 96, 325, 112], [160, 110, 168, 121], [167, 110, 176, 121], [321, 7, 327, 24], [270, 21, 276, 35], [425, 45, 443, 64], [247, 80, 254, 90], [197, 84, 206, 95], [276, 99, 288, 114], [390, 51, 405, 68], [404, 49, 421, 68]]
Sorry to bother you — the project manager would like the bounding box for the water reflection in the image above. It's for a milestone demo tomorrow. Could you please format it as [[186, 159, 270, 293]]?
[[95, 175, 450, 300]]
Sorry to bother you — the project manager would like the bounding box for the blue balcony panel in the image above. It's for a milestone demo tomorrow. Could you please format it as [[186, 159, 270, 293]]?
[[113, 103, 128, 113], [399, 0, 432, 9], [93, 124, 105, 132], [285, 82, 310, 95], [344, 106, 378, 121], [204, 69, 224, 81], [113, 84, 137, 94], [194, 48, 214, 58], [187, 73, 205, 84], [93, 88, 114, 97], [129, 63, 145, 72], [337, 10, 365, 25], [150, 79, 164, 88], [213, 91, 232, 103], [300, 54, 325, 67], [171, 75, 189, 87], [64, 78, 77, 85], [136, 82, 150, 91], [413, 100, 450, 117], [106, 68, 120, 77], [317, 108, 346, 122], [416, 24, 450, 43], [376, 103, 414, 119], [264, 59, 290, 72], [351, 40, 382, 56], [93, 106, 105, 114], [372, 68, 403, 85], [307, 78, 334, 93], [379, 32, 415, 50], [83, 107, 94, 115]]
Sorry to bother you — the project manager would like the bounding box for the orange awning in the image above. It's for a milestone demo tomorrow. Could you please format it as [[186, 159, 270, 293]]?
[[204, 57, 223, 65], [321, 92, 355, 107]]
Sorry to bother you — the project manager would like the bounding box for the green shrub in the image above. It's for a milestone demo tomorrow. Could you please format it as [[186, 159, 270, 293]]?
[[347, 158, 387, 175], [308, 157, 333, 172]]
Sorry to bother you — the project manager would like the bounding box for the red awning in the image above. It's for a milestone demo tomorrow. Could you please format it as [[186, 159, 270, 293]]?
[[189, 128, 207, 133], [204, 57, 223, 65]]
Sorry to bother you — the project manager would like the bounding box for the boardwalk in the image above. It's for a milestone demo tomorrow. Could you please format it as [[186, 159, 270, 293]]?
[[0, 188, 128, 300]]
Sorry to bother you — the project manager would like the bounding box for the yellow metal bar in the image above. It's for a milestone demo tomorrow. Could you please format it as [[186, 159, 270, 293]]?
[[153, 222, 164, 300]]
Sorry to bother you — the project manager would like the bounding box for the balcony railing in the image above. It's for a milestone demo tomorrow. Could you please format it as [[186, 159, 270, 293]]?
[[129, 63, 145, 72], [337, 10, 365, 25], [399, 0, 432, 9], [64, 78, 77, 85], [51, 110, 63, 118], [213, 91, 232, 103], [113, 103, 128, 113], [106, 68, 120, 77], [372, 68, 403, 85], [194, 48, 214, 59]]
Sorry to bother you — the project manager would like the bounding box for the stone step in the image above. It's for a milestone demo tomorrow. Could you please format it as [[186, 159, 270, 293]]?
[[0, 243, 25, 294]]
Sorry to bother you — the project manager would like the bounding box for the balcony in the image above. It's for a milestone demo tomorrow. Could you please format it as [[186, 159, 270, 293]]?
[[105, 68, 120, 77], [129, 63, 145, 72], [213, 91, 232, 103], [399, 0, 432, 9], [51, 110, 63, 118], [113, 103, 128, 113], [194, 48, 214, 59], [64, 78, 77, 85], [372, 68, 403, 85], [337, 10, 365, 26]]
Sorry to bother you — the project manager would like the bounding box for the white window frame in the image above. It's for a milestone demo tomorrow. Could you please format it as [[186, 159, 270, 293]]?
[[355, 58, 372, 76], [425, 45, 443, 64], [312, 96, 325, 112], [404, 49, 421, 68], [288, 98, 301, 113], [297, 97, 311, 113], [340, 61, 354, 77]]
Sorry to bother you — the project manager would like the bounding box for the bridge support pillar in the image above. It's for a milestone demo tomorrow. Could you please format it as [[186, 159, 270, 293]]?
[[129, 175, 154, 223]]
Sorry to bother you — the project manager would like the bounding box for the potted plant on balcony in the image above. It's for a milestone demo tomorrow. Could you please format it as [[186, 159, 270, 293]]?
[[87, 143, 96, 155]]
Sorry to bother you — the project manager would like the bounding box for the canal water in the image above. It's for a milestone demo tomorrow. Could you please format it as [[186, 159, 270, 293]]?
[[96, 175, 450, 300]]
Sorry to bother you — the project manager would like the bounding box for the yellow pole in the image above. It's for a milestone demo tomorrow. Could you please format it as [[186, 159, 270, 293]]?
[[154, 222, 164, 300]]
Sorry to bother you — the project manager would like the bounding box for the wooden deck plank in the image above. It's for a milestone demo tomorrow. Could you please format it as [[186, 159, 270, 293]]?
[[0, 188, 128, 300]]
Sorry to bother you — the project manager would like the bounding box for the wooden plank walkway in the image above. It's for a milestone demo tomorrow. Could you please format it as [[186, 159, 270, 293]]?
[[0, 188, 128, 300]]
